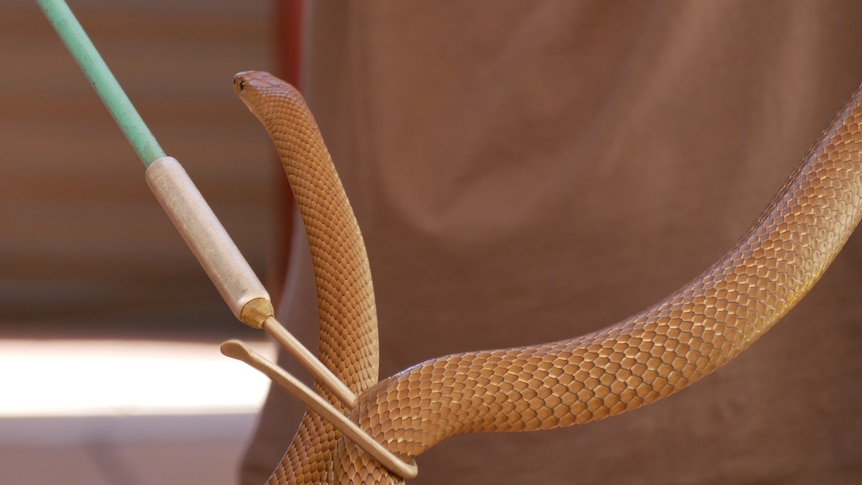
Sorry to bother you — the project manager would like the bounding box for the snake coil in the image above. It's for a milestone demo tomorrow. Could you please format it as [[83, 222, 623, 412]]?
[[236, 71, 862, 484]]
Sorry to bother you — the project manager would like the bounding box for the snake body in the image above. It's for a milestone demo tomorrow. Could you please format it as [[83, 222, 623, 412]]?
[[236, 71, 862, 484], [235, 72, 380, 482]]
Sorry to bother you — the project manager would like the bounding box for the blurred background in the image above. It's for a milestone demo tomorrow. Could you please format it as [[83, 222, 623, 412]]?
[[0, 0, 287, 482]]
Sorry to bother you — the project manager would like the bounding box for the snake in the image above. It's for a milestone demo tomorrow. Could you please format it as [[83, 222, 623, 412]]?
[[235, 71, 862, 484]]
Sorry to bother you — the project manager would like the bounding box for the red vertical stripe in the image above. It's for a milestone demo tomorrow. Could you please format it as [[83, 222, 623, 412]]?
[[269, 0, 303, 308]]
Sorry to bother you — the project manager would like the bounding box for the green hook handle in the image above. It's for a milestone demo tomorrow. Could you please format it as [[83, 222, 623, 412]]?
[[36, 0, 165, 166]]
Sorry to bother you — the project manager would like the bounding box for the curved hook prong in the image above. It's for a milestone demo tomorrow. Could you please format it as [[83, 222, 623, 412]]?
[[220, 340, 418, 480]]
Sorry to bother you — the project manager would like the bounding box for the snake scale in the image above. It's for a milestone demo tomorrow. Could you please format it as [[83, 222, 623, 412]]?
[[235, 71, 862, 484]]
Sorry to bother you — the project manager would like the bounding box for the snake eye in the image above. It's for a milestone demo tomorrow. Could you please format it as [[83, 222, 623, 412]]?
[[238, 80, 246, 91]]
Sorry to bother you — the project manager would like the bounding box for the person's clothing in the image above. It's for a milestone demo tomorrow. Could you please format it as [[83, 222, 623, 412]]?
[[243, 2, 862, 483]]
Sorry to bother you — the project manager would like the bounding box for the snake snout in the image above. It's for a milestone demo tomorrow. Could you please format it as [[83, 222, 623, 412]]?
[[233, 71, 255, 95]]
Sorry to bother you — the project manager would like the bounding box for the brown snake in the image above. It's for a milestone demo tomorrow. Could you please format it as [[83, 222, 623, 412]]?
[[235, 71, 862, 484]]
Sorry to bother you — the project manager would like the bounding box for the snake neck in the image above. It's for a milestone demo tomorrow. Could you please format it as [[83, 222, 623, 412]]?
[[238, 72, 383, 484], [245, 76, 381, 393]]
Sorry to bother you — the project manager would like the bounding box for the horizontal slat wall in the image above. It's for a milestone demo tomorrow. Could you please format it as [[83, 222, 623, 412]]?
[[0, 3, 276, 338]]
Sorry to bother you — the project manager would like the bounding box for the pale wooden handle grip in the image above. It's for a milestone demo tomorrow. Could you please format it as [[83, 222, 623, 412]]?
[[145, 156, 272, 328]]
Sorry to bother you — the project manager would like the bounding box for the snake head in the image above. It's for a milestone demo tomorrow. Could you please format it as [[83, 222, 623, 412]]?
[[233, 70, 285, 93], [233, 70, 306, 127]]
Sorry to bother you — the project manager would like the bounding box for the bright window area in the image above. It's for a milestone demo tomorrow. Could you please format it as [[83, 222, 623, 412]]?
[[0, 339, 275, 418]]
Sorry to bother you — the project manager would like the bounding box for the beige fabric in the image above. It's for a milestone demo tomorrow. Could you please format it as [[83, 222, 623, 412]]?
[[243, 1, 862, 483]]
